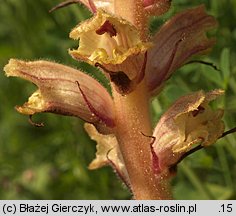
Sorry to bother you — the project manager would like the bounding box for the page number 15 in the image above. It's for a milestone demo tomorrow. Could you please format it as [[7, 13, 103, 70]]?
[[220, 204, 233, 213]]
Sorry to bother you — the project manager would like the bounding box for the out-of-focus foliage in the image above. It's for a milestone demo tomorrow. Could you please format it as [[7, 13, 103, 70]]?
[[0, 0, 236, 199]]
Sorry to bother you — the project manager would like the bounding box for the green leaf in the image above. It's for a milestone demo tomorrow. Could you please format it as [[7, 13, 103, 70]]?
[[220, 48, 231, 88], [206, 183, 233, 200], [200, 64, 223, 88]]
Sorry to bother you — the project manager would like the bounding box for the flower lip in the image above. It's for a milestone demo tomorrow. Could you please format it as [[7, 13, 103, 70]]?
[[94, 51, 147, 95]]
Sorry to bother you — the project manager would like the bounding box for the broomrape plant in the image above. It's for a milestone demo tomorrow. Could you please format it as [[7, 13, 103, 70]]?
[[3, 0, 236, 199]]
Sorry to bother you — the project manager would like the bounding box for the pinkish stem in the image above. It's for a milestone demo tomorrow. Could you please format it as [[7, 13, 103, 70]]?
[[112, 80, 172, 199]]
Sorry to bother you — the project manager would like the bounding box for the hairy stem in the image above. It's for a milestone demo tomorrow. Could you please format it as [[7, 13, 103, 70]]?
[[112, 80, 172, 199]]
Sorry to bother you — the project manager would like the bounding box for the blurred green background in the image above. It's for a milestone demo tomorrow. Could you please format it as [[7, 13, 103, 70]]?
[[0, 0, 236, 199]]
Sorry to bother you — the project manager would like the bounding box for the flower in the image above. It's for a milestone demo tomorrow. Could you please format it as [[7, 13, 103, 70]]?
[[69, 10, 151, 94], [84, 123, 129, 186], [4, 59, 115, 133], [151, 89, 225, 173], [146, 5, 217, 95], [3, 4, 219, 172]]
